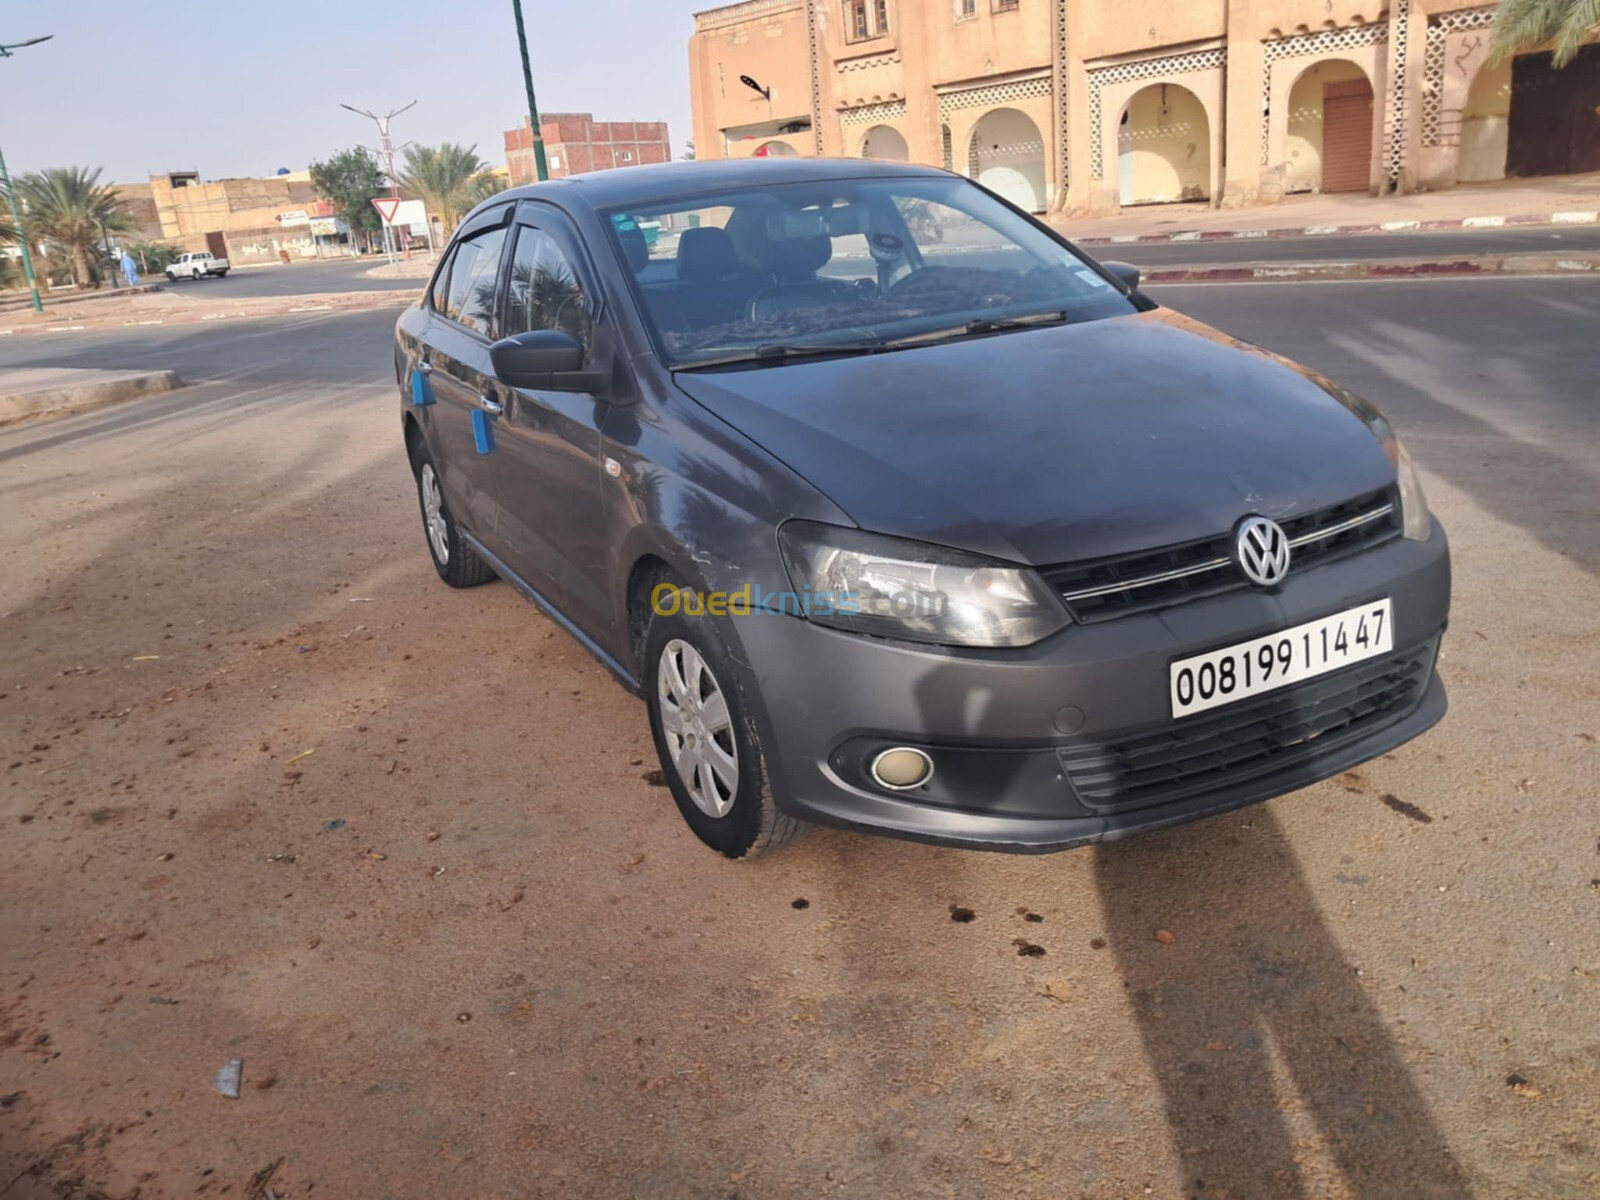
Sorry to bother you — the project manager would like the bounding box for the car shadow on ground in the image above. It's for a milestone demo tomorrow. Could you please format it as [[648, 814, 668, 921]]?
[[893, 654, 1470, 1198], [1094, 811, 1470, 1199]]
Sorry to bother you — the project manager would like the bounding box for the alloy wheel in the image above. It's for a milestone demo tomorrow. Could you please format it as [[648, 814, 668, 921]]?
[[657, 638, 739, 818], [419, 462, 449, 565]]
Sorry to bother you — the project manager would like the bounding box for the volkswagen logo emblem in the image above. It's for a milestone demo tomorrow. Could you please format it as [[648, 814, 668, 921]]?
[[1234, 516, 1292, 587]]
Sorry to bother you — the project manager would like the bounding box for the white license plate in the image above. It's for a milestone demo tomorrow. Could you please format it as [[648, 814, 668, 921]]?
[[1170, 598, 1394, 718]]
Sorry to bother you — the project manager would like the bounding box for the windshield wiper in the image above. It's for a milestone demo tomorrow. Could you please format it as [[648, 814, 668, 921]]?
[[883, 310, 1071, 347], [677, 339, 888, 369]]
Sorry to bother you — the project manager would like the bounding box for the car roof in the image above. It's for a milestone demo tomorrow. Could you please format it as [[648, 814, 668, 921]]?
[[480, 156, 955, 218]]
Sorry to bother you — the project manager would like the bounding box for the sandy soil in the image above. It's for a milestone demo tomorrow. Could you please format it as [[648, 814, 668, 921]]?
[[1, 305, 1597, 1200]]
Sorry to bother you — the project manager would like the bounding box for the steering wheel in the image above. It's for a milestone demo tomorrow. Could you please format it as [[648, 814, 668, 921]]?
[[887, 266, 962, 297]]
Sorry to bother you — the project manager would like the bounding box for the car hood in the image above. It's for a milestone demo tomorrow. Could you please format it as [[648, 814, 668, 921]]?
[[670, 309, 1398, 565]]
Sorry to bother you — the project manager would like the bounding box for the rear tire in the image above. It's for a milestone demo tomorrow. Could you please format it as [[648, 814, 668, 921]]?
[[192, 269, 203, 281], [644, 577, 806, 859], [409, 439, 495, 589]]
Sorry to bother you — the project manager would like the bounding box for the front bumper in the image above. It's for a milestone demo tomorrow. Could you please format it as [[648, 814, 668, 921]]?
[[735, 522, 1451, 852]]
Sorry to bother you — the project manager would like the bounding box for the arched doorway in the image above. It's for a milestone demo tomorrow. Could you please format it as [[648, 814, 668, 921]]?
[[1505, 43, 1600, 178], [1285, 60, 1375, 194], [1459, 57, 1511, 182], [860, 125, 909, 161], [968, 108, 1046, 211], [1117, 83, 1210, 206], [752, 140, 798, 158]]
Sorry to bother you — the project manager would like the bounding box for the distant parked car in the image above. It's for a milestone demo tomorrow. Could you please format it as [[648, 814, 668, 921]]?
[[166, 251, 229, 281], [392, 158, 1449, 860]]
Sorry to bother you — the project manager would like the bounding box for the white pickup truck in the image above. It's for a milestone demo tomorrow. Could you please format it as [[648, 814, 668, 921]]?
[[166, 251, 230, 281]]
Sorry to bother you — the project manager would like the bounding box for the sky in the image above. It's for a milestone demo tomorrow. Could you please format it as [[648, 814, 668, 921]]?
[[1, 0, 697, 183]]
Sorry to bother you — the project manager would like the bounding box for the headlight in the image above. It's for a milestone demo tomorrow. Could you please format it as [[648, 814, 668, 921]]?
[[1360, 410, 1431, 542], [1325, 384, 1432, 542], [777, 522, 1069, 648], [1389, 431, 1432, 541]]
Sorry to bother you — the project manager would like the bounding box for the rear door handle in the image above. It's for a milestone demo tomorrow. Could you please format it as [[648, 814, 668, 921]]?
[[478, 393, 503, 416]]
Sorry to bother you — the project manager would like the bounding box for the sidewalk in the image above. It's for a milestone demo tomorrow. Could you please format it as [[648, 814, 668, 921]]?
[[1052, 172, 1600, 244], [0, 287, 415, 338], [0, 368, 182, 426]]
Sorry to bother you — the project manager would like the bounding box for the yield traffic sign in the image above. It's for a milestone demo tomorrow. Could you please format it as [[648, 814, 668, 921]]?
[[371, 197, 402, 225]]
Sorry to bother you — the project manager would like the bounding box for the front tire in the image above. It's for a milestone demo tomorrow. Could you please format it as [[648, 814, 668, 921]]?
[[409, 439, 495, 588], [644, 583, 805, 859]]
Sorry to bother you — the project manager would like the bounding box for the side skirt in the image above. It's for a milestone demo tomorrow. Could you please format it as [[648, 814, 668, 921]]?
[[459, 530, 642, 696]]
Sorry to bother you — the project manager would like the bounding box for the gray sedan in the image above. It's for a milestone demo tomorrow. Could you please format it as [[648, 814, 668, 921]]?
[[393, 157, 1448, 858]]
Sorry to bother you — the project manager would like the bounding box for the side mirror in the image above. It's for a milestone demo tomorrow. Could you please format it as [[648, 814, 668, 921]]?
[[1103, 260, 1141, 291], [489, 329, 596, 391]]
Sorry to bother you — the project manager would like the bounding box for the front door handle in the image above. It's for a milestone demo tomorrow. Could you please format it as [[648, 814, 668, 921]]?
[[478, 393, 503, 416]]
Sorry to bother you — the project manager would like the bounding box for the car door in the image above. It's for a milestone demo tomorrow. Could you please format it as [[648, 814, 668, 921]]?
[[419, 209, 513, 552], [486, 207, 611, 630]]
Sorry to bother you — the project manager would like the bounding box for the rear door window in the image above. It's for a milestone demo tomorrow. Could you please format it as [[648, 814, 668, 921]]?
[[441, 226, 509, 335], [429, 250, 454, 312]]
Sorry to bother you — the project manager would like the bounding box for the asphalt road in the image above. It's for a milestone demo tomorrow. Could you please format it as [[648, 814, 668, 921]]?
[[129, 224, 1600, 304], [155, 255, 422, 298], [2, 277, 1597, 1199], [1094, 223, 1600, 267]]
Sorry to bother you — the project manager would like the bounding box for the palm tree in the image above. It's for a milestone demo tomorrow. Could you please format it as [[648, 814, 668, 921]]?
[[14, 167, 132, 290], [398, 143, 492, 235], [1490, 0, 1600, 66]]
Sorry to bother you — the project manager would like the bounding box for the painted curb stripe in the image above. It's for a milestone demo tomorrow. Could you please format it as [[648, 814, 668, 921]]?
[[1073, 210, 1598, 247]]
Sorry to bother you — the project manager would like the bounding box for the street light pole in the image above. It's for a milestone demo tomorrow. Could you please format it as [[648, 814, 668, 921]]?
[[1, 33, 53, 313], [340, 100, 416, 266], [511, 0, 549, 182], [0, 141, 43, 311], [98, 215, 119, 289]]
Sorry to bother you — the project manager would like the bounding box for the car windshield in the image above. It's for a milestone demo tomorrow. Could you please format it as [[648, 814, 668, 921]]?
[[600, 175, 1139, 368]]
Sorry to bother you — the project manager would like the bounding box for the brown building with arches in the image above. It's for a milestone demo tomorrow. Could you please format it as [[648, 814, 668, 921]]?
[[687, 0, 1598, 214]]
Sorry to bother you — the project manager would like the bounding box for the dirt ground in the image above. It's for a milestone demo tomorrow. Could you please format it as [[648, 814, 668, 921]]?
[[2, 300, 1598, 1200]]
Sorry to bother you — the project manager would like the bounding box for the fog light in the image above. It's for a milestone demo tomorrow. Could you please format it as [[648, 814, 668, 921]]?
[[870, 747, 933, 791]]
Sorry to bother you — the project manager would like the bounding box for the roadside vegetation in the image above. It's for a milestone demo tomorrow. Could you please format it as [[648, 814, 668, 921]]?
[[2, 165, 133, 290], [398, 143, 503, 235], [308, 147, 389, 254], [1492, 0, 1600, 66]]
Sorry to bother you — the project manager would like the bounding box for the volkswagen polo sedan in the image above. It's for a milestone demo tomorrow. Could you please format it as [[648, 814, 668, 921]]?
[[393, 158, 1448, 858]]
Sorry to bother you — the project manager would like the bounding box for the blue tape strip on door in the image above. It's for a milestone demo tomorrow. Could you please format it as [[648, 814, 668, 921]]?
[[410, 369, 433, 406], [471, 408, 494, 454]]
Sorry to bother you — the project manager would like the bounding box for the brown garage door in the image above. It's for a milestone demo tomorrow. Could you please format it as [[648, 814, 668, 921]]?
[[1507, 44, 1600, 178], [1322, 78, 1375, 193]]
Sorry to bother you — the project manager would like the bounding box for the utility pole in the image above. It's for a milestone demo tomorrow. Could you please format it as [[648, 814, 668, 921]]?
[[340, 100, 415, 264], [1, 33, 53, 313], [511, 0, 549, 181]]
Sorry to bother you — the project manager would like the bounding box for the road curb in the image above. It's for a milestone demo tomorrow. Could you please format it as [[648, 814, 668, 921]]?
[[0, 290, 416, 338], [0, 369, 183, 427], [1142, 252, 1599, 284], [1074, 210, 1600, 247]]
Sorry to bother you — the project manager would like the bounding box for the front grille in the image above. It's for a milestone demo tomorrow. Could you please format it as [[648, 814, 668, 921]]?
[[1040, 488, 1399, 622], [1058, 638, 1437, 813]]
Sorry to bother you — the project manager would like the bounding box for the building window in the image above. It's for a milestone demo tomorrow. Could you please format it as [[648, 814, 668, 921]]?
[[620, 150, 634, 162], [992, 0, 1018, 10], [549, 154, 562, 171], [845, 0, 889, 41], [955, 0, 976, 18]]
